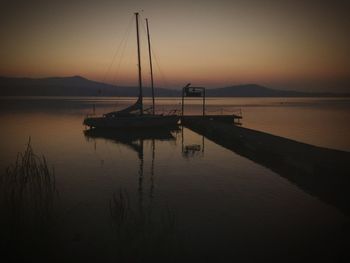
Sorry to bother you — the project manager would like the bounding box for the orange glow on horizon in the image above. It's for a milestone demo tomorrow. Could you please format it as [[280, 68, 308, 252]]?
[[1, 1, 349, 92]]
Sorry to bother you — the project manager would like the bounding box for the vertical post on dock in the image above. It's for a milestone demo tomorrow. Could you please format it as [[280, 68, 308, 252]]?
[[202, 135, 205, 153], [202, 88, 206, 116], [181, 126, 184, 153], [182, 83, 192, 118], [181, 86, 186, 117]]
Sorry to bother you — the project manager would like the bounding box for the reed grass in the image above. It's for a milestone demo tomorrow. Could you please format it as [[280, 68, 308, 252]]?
[[0, 138, 58, 260]]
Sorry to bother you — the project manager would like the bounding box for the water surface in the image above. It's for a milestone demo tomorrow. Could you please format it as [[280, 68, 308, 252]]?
[[0, 97, 348, 261]]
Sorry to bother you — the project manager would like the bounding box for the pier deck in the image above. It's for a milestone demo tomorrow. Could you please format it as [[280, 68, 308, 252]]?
[[181, 114, 242, 124], [182, 118, 350, 215]]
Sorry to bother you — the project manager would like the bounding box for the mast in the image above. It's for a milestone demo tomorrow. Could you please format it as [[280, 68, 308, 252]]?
[[135, 12, 143, 115], [146, 18, 155, 115]]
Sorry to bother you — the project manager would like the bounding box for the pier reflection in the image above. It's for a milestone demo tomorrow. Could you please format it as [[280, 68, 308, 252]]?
[[184, 121, 350, 215], [181, 127, 205, 158]]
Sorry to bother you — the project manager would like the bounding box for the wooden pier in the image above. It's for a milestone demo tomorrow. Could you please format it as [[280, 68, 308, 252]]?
[[182, 117, 350, 215], [181, 114, 242, 125]]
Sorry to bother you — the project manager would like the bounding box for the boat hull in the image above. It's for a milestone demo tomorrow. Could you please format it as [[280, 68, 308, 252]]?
[[83, 115, 180, 129]]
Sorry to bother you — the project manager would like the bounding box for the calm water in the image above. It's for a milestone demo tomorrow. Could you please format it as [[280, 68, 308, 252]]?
[[0, 97, 349, 261]]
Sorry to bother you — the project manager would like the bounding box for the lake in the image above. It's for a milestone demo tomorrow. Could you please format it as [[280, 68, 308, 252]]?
[[0, 97, 349, 262]]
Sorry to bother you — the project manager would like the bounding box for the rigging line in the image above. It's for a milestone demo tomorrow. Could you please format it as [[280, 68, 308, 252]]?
[[112, 17, 134, 86], [151, 46, 170, 89], [111, 16, 133, 85], [103, 15, 134, 84]]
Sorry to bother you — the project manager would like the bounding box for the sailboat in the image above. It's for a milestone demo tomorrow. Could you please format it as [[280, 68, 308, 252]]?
[[83, 13, 180, 129]]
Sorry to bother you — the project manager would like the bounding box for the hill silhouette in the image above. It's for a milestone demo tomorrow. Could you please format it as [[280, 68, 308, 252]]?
[[0, 76, 347, 97]]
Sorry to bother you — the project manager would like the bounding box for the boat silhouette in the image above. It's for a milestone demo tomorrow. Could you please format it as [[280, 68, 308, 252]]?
[[84, 13, 179, 129]]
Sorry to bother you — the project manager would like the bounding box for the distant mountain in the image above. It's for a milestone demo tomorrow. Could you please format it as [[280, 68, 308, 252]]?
[[0, 76, 348, 97], [0, 76, 177, 97], [205, 84, 336, 97]]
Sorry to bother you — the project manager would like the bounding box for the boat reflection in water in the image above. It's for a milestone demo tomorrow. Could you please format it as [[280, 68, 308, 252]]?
[[84, 126, 205, 200], [84, 127, 180, 198], [83, 127, 183, 260]]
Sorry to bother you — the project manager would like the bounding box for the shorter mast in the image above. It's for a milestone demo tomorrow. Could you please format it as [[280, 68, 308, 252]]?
[[146, 18, 155, 115], [135, 12, 143, 115]]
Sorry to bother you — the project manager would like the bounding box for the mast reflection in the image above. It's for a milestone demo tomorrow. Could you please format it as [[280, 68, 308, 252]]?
[[84, 128, 179, 208], [84, 128, 182, 259]]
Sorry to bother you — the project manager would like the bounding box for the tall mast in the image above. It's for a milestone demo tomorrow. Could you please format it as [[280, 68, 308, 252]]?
[[135, 12, 143, 115], [146, 18, 155, 115]]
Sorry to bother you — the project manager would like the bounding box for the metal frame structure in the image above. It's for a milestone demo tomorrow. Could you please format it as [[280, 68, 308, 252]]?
[[181, 83, 206, 117]]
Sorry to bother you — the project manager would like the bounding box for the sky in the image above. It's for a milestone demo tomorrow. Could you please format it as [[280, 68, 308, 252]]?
[[0, 0, 349, 92]]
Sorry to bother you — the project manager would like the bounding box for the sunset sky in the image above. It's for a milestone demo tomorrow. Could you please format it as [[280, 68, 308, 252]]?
[[1, 0, 349, 91]]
